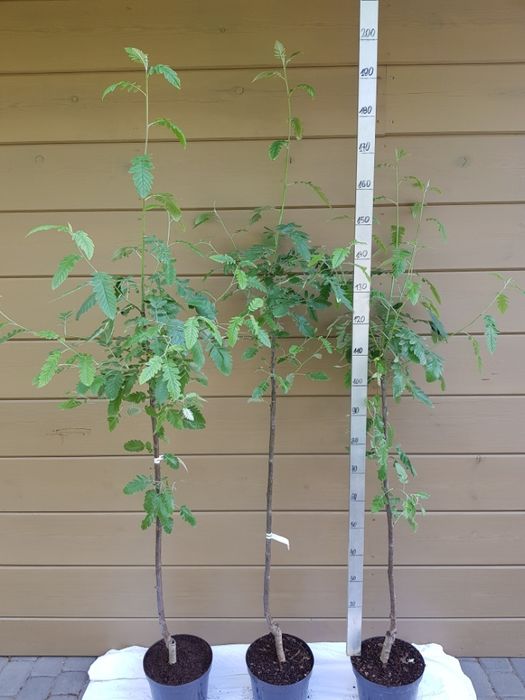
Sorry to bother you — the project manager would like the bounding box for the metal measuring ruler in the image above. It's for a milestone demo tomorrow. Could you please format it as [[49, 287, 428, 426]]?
[[346, 0, 380, 657]]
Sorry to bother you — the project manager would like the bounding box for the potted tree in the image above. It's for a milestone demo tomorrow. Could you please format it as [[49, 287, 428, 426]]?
[[329, 149, 514, 698], [0, 48, 231, 700], [194, 42, 337, 700]]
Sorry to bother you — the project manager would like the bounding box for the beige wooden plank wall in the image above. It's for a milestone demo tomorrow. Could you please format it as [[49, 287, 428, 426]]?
[[0, 0, 523, 656]]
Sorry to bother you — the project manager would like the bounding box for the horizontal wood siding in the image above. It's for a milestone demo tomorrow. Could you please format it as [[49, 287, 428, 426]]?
[[0, 0, 523, 656]]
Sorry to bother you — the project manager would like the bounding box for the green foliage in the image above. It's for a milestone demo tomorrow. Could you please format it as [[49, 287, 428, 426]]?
[[129, 154, 154, 199]]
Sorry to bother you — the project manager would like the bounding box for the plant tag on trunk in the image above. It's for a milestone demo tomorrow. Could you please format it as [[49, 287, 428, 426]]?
[[266, 532, 290, 550]]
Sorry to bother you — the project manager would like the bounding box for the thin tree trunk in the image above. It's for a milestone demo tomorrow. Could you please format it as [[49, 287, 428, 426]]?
[[263, 341, 286, 664], [149, 392, 177, 665], [379, 377, 397, 666]]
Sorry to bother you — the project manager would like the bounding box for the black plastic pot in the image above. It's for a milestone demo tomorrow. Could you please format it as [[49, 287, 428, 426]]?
[[143, 635, 212, 700], [351, 639, 425, 700], [245, 635, 314, 700]]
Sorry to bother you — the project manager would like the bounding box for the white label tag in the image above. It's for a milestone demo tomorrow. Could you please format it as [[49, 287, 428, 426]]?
[[266, 532, 290, 550]]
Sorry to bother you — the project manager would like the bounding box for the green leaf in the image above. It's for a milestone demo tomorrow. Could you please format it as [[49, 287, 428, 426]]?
[[102, 81, 142, 100], [291, 116, 303, 140], [148, 63, 181, 88], [234, 267, 248, 290], [129, 154, 154, 199], [295, 83, 316, 98], [483, 314, 499, 354], [227, 316, 244, 347], [396, 446, 416, 477], [91, 272, 117, 320], [164, 454, 180, 469], [248, 297, 264, 312], [34, 329, 61, 340], [331, 247, 350, 269], [392, 364, 406, 400], [151, 118, 186, 147], [103, 371, 124, 401], [59, 398, 82, 410], [27, 224, 69, 236], [124, 47, 148, 69], [78, 353, 95, 387], [34, 349, 62, 387], [71, 230, 95, 260], [139, 355, 163, 384], [370, 494, 386, 513], [296, 180, 330, 206], [242, 346, 258, 360], [273, 40, 286, 59], [247, 316, 271, 348], [193, 211, 216, 228], [252, 70, 280, 82], [409, 381, 433, 407], [268, 139, 287, 160], [406, 280, 421, 305], [307, 371, 329, 381], [163, 362, 182, 400], [179, 504, 196, 526], [426, 217, 447, 241], [146, 193, 182, 222], [210, 345, 232, 376], [51, 254, 81, 290], [394, 461, 409, 484], [124, 440, 145, 453], [123, 474, 150, 495], [0, 328, 25, 344], [470, 335, 483, 372], [496, 293, 509, 314], [251, 379, 268, 401], [183, 317, 199, 350]]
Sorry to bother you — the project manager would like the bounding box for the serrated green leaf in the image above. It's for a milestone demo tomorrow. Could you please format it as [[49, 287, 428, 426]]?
[[426, 217, 447, 241], [273, 40, 285, 59], [394, 461, 408, 484], [483, 314, 499, 354], [139, 355, 163, 384], [179, 504, 196, 526], [123, 474, 150, 494], [74, 292, 96, 321], [34, 349, 62, 387], [210, 345, 232, 376], [409, 381, 433, 407], [34, 329, 61, 340], [101, 80, 142, 100], [151, 118, 186, 147], [183, 317, 199, 349], [469, 335, 483, 372], [146, 193, 182, 221], [227, 316, 243, 347], [164, 454, 180, 469], [148, 63, 181, 88], [129, 154, 154, 199], [234, 267, 248, 290], [296, 180, 330, 206], [103, 371, 124, 401], [163, 361, 182, 400], [253, 70, 280, 82], [78, 353, 95, 387], [27, 224, 69, 236], [268, 139, 287, 160], [51, 254, 81, 290], [291, 116, 303, 140], [370, 494, 386, 512], [193, 211, 215, 228], [242, 346, 258, 360], [124, 440, 145, 453], [295, 83, 316, 98], [307, 371, 329, 381], [496, 293, 509, 314], [59, 398, 82, 409], [331, 247, 350, 269], [0, 328, 24, 344], [124, 47, 148, 69], [248, 297, 264, 312], [91, 272, 117, 319]]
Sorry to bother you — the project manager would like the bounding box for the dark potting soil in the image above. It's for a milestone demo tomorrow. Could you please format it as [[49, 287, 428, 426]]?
[[143, 634, 212, 686], [351, 637, 425, 687], [246, 633, 314, 686]]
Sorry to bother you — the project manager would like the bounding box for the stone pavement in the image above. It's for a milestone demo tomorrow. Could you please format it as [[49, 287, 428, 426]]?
[[1, 655, 524, 699]]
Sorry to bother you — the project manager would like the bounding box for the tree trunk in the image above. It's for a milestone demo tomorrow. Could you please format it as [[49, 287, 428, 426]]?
[[379, 377, 397, 666], [263, 341, 286, 664], [150, 392, 177, 665]]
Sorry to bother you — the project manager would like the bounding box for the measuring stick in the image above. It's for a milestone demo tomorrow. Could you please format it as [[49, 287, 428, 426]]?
[[346, 0, 380, 657]]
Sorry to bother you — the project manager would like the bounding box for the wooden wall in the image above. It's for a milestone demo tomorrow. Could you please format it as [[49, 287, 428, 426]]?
[[0, 0, 524, 656]]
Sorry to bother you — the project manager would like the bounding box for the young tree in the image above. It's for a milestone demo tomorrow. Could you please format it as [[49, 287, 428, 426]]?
[[0, 48, 231, 667]]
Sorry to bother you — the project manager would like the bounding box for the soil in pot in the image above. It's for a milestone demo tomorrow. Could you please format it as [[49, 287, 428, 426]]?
[[144, 634, 212, 686], [246, 633, 314, 685], [351, 637, 425, 687]]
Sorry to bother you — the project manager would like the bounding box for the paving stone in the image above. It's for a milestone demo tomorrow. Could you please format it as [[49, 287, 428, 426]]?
[[0, 658, 7, 674], [51, 670, 89, 696], [16, 675, 54, 700], [480, 657, 513, 672], [48, 696, 79, 700], [487, 670, 525, 696], [31, 656, 66, 677], [0, 659, 33, 695], [511, 657, 525, 684], [459, 659, 496, 697], [62, 657, 95, 672]]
